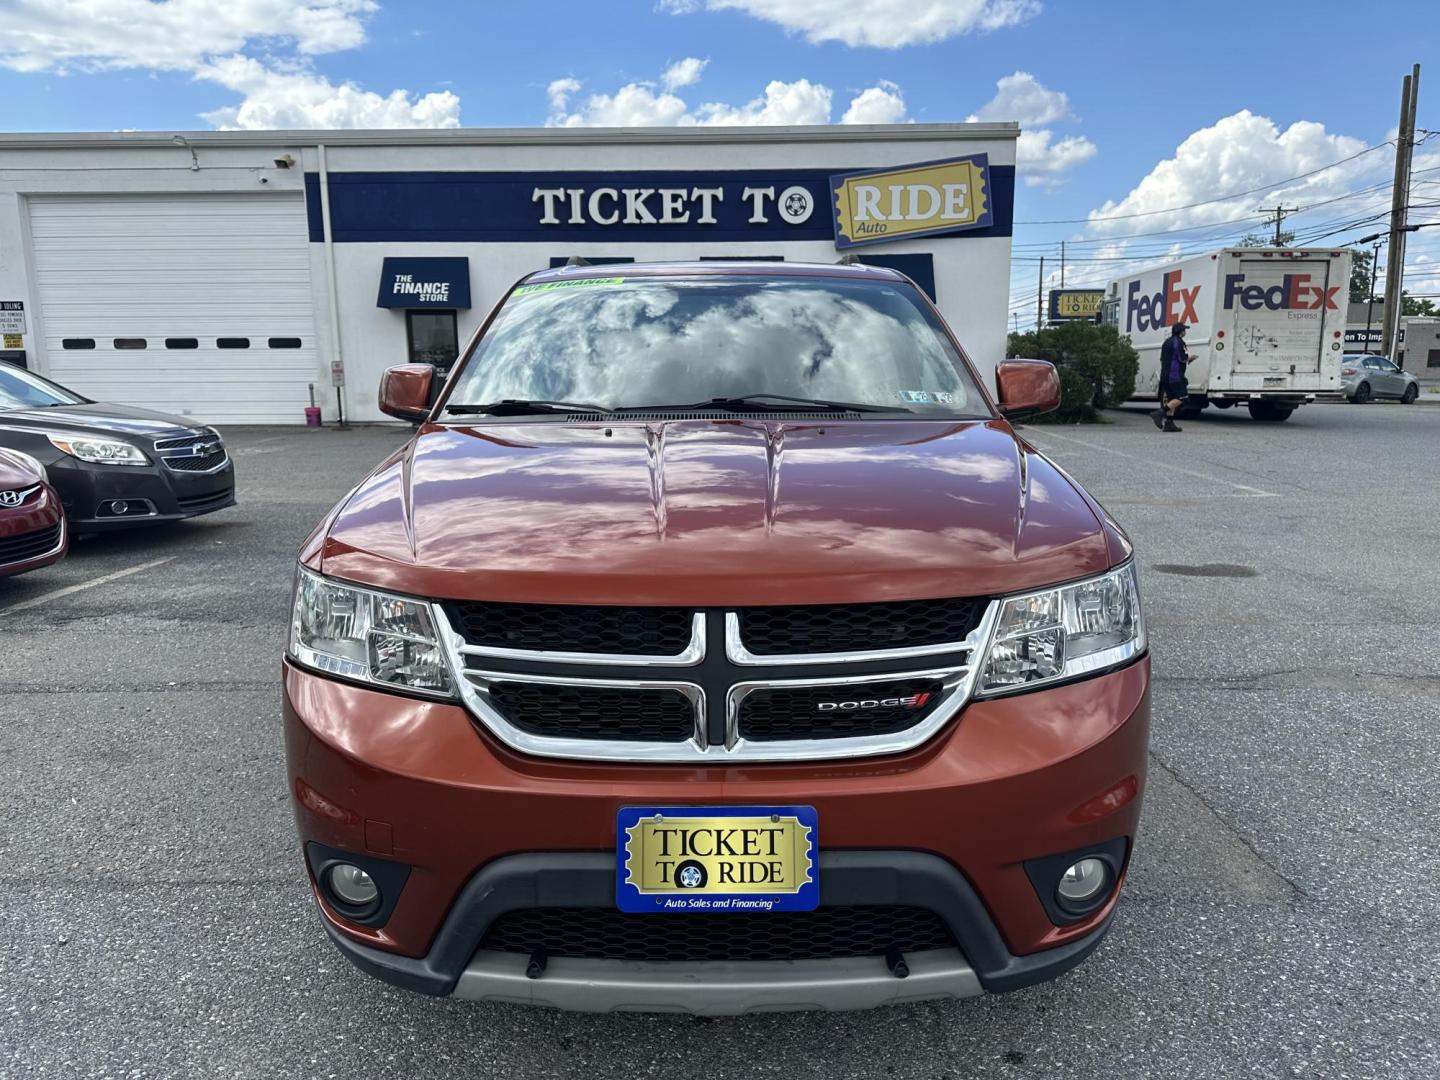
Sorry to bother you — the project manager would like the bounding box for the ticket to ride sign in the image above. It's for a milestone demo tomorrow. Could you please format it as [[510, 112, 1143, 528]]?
[[1048, 288, 1105, 322], [617, 805, 819, 913], [831, 155, 993, 250]]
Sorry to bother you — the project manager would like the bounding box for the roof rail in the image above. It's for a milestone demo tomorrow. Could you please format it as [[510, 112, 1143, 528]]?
[[565, 255, 593, 266], [835, 254, 862, 266]]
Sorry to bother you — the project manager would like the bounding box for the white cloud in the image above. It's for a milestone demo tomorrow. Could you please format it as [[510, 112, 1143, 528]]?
[[966, 71, 1093, 187], [199, 55, 460, 130], [1017, 130, 1097, 188], [840, 80, 907, 125], [966, 70, 1071, 126], [697, 79, 833, 125], [658, 0, 1040, 48], [661, 56, 708, 91], [0, 0, 459, 129], [1087, 111, 1374, 234], [547, 62, 902, 128], [0, 0, 375, 72]]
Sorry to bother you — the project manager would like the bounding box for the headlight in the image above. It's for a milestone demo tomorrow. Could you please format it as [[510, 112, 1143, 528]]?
[[46, 434, 148, 466], [977, 562, 1145, 695], [289, 567, 454, 697]]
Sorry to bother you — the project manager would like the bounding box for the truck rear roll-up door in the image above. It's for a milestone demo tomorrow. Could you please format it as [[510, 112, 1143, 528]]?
[[1227, 260, 1331, 375]]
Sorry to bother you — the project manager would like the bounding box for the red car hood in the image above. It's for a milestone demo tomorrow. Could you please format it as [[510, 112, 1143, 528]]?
[[315, 419, 1123, 606]]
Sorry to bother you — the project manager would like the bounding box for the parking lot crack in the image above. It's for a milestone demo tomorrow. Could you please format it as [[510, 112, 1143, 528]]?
[[1148, 750, 1309, 902]]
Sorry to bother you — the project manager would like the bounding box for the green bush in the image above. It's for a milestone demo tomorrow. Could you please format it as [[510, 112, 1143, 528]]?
[[1006, 322, 1139, 424]]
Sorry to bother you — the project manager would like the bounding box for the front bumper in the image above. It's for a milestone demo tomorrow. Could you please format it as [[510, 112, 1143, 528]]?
[[49, 455, 236, 530], [284, 655, 1149, 1011], [0, 484, 67, 578], [318, 851, 1114, 1013]]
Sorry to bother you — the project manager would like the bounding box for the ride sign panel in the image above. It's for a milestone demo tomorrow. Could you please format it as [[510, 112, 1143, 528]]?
[[831, 155, 994, 250], [617, 805, 819, 913]]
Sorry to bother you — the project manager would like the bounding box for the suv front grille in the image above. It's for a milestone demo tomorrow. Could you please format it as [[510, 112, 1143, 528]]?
[[738, 597, 986, 656], [0, 523, 62, 565], [737, 676, 946, 742], [445, 600, 693, 656], [488, 681, 695, 742], [443, 595, 993, 762], [479, 905, 956, 962]]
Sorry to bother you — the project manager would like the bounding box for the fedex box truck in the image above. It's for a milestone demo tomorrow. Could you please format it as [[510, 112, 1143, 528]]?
[[1104, 248, 1350, 421]]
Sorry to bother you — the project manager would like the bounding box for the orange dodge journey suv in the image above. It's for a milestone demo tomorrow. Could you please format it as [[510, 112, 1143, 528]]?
[[283, 262, 1150, 1014]]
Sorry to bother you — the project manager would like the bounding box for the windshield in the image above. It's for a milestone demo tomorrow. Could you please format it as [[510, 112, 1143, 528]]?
[[445, 275, 988, 417], [0, 364, 85, 410]]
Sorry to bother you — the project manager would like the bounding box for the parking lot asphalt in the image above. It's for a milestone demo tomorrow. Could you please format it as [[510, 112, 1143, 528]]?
[[2, 404, 1437, 1079]]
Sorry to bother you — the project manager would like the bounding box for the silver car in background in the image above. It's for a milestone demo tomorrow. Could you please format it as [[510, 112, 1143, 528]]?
[[1341, 355, 1420, 404]]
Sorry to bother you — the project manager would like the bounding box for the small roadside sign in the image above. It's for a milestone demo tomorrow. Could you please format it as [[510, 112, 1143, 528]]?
[[2, 334, 20, 349], [0, 301, 24, 335], [330, 360, 346, 387]]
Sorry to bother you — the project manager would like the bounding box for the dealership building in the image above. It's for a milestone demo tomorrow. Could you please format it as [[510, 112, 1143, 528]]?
[[0, 124, 1017, 424]]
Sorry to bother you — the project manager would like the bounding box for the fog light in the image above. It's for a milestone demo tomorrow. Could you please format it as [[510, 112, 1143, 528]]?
[[327, 863, 379, 908], [111, 501, 130, 515], [1057, 858, 1109, 905]]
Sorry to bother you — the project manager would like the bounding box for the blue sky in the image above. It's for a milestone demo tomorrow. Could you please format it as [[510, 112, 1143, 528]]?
[[2, 1, 1437, 321]]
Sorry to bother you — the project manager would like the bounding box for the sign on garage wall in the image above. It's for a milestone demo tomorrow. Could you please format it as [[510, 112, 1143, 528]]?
[[0, 301, 24, 335], [831, 155, 994, 250], [305, 165, 1015, 246]]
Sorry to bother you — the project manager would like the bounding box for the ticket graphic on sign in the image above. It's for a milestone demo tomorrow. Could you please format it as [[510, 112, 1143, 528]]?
[[831, 155, 993, 250]]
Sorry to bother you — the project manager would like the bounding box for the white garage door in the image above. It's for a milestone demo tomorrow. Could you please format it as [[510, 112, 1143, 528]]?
[[28, 193, 319, 425]]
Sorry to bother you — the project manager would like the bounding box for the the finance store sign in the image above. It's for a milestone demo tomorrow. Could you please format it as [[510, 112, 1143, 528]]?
[[305, 156, 1013, 248]]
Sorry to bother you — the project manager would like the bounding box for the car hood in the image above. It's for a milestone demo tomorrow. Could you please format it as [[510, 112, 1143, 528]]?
[[0, 447, 44, 489], [316, 419, 1125, 607], [1, 402, 202, 439]]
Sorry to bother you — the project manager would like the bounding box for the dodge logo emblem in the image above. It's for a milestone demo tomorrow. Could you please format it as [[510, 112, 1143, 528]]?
[[816, 692, 932, 712]]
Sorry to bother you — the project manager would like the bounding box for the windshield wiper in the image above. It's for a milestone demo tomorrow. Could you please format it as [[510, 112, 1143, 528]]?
[[445, 399, 613, 416], [628, 394, 908, 415]]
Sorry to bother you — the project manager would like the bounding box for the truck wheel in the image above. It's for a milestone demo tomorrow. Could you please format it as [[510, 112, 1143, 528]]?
[[1248, 401, 1294, 422], [1401, 384, 1418, 404], [1352, 382, 1371, 404]]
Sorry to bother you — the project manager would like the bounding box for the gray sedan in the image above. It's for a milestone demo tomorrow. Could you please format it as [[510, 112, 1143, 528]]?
[[1342, 354, 1420, 403]]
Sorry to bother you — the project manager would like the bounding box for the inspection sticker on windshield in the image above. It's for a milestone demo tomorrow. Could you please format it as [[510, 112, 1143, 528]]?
[[512, 277, 626, 296], [616, 805, 819, 913]]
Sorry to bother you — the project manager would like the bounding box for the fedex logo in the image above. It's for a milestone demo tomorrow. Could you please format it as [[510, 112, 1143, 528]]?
[[1126, 271, 1200, 333], [1223, 273, 1339, 311]]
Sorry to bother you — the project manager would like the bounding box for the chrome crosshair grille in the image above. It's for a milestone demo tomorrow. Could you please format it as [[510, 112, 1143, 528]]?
[[434, 598, 999, 764]]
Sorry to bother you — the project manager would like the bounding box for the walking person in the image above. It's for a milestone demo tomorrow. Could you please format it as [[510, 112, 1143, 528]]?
[[1152, 323, 1191, 432]]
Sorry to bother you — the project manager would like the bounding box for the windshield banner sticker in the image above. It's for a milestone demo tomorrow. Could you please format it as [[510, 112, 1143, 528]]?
[[513, 277, 627, 296]]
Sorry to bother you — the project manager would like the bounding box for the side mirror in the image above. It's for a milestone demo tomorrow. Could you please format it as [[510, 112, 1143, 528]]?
[[996, 359, 1061, 419], [378, 364, 435, 422]]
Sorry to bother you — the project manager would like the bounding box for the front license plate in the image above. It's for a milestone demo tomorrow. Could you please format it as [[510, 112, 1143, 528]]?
[[616, 805, 819, 913]]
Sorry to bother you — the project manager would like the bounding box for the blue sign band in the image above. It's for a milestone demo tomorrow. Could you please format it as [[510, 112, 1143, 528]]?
[[305, 168, 1013, 244]]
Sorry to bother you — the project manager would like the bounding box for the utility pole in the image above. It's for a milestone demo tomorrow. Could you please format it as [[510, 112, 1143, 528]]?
[[1381, 63, 1420, 361], [1258, 205, 1298, 245], [1366, 239, 1382, 352], [1037, 256, 1045, 330], [1060, 241, 1066, 287]]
